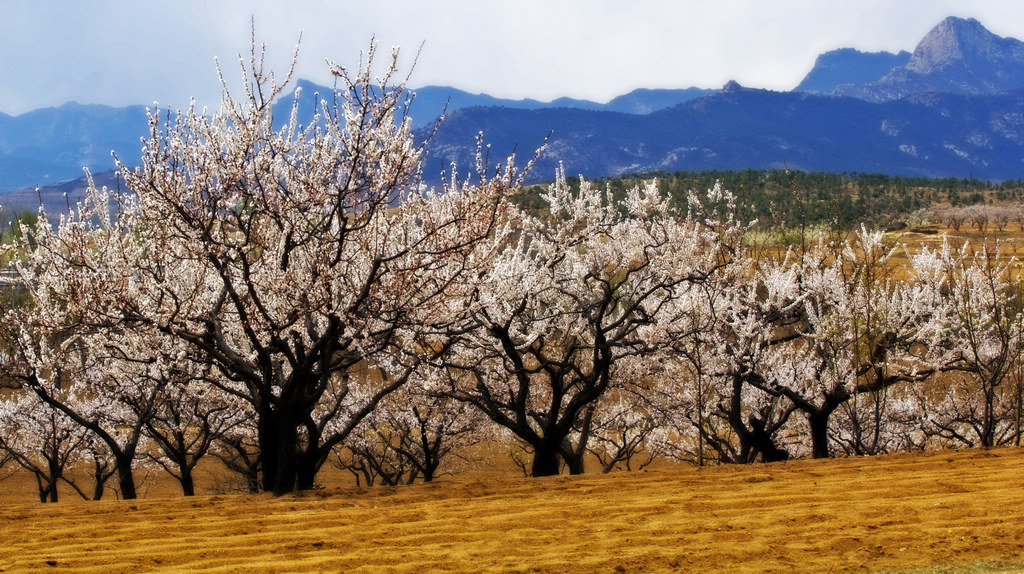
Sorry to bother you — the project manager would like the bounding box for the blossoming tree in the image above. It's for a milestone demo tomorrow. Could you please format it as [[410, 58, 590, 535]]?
[[1, 40, 514, 495], [429, 173, 743, 476]]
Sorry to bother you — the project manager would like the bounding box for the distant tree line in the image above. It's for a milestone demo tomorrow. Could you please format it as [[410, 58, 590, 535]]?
[[516, 169, 1024, 230]]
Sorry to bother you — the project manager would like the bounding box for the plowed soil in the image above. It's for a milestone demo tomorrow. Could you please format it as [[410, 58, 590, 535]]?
[[2, 447, 1024, 573]]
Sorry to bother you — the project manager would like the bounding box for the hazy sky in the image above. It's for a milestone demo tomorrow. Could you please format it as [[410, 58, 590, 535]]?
[[2, 0, 1024, 115]]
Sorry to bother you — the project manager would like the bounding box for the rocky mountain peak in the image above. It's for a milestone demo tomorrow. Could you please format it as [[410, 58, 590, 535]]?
[[831, 16, 1024, 101], [722, 80, 743, 92], [905, 16, 1024, 74]]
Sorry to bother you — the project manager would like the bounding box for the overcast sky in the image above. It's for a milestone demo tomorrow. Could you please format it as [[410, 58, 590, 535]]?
[[2, 0, 1024, 115]]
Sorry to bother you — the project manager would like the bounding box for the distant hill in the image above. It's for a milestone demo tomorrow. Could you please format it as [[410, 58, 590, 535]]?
[[421, 84, 1024, 182], [0, 102, 147, 194], [794, 48, 911, 93], [275, 81, 714, 130], [0, 169, 123, 216]]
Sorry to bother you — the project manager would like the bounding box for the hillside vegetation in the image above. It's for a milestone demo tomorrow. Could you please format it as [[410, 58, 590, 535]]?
[[517, 169, 1024, 229]]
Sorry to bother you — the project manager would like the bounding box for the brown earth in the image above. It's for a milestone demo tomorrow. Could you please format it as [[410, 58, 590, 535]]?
[[1, 447, 1024, 573]]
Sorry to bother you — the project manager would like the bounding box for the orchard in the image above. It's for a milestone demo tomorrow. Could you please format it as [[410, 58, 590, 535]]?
[[1, 40, 1022, 501]]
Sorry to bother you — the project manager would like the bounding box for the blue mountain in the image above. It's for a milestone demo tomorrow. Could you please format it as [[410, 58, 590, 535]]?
[[273, 81, 714, 130], [794, 48, 911, 93], [0, 102, 148, 193], [421, 82, 1024, 183]]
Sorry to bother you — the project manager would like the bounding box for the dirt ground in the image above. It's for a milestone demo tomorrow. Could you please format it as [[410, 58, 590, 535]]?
[[1, 447, 1024, 573]]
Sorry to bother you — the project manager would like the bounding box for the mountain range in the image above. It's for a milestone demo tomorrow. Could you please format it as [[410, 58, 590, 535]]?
[[420, 16, 1024, 183], [2, 15, 1024, 203]]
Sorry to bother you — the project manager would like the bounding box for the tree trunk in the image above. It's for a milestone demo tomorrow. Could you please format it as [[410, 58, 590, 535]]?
[[91, 459, 108, 501], [272, 420, 298, 496], [417, 417, 439, 483], [258, 405, 280, 493], [562, 406, 593, 475], [45, 454, 60, 502], [36, 474, 58, 503], [531, 441, 561, 477], [726, 375, 790, 463], [748, 415, 789, 463], [295, 419, 322, 491], [563, 454, 585, 475], [421, 463, 436, 483], [808, 411, 831, 459], [179, 466, 195, 497], [981, 386, 997, 448], [115, 456, 137, 500], [295, 451, 317, 491]]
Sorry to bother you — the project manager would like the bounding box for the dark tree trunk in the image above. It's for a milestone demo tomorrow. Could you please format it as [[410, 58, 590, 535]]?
[[531, 441, 562, 477], [44, 454, 60, 502], [725, 375, 789, 463], [562, 406, 593, 475], [115, 455, 137, 500], [36, 474, 58, 503], [179, 466, 195, 497], [295, 418, 322, 491], [258, 405, 280, 493], [748, 415, 790, 463], [91, 459, 109, 501], [296, 451, 317, 491], [981, 386, 997, 448], [258, 402, 324, 495], [272, 419, 298, 496], [563, 454, 585, 475], [416, 415, 440, 483], [808, 411, 831, 459], [421, 461, 437, 483]]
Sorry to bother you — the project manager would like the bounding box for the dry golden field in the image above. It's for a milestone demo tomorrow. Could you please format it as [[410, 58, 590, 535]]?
[[1, 447, 1024, 573]]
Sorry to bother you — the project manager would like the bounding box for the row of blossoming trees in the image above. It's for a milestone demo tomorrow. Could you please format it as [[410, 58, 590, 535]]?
[[1, 44, 1024, 502]]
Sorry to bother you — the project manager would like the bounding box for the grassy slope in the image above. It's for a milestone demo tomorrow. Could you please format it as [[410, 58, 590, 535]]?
[[1, 447, 1023, 573]]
